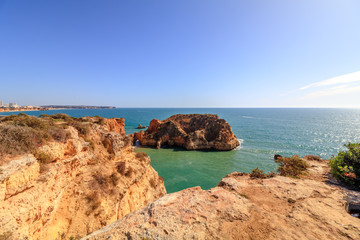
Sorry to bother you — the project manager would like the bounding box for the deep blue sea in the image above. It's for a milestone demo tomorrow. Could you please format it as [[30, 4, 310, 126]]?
[[3, 108, 360, 193]]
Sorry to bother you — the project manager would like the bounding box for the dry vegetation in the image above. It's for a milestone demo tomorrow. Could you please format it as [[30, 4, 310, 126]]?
[[0, 113, 107, 165], [85, 169, 124, 215], [304, 155, 322, 161], [85, 191, 102, 212], [135, 152, 148, 162], [116, 162, 126, 175], [0, 124, 36, 157], [0, 231, 12, 240], [125, 167, 134, 177], [149, 178, 156, 188], [0, 114, 67, 165], [249, 155, 310, 179], [275, 155, 310, 177], [249, 168, 276, 179]]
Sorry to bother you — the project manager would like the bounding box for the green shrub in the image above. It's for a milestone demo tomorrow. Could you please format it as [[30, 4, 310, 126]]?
[[330, 143, 360, 187], [275, 155, 309, 177]]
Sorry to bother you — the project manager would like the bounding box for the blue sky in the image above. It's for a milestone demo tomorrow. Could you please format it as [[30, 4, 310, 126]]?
[[0, 0, 359, 107]]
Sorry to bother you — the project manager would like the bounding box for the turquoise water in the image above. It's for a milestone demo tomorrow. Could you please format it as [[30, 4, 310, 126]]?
[[3, 108, 360, 193]]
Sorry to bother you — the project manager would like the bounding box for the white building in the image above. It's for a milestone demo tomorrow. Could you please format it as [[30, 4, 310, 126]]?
[[9, 102, 18, 108], [0, 100, 3, 107]]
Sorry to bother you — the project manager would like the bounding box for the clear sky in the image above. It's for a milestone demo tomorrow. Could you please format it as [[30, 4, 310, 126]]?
[[0, 0, 359, 107]]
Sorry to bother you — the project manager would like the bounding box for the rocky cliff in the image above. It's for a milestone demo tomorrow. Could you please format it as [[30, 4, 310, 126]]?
[[134, 114, 240, 150], [84, 158, 360, 240], [0, 116, 166, 240]]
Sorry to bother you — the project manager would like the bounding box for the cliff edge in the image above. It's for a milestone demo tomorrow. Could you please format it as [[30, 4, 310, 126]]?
[[0, 114, 166, 240], [84, 158, 360, 240], [134, 114, 240, 150]]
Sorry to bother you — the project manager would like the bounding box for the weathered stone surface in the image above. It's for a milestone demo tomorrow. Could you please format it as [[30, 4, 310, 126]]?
[[0, 118, 166, 240], [106, 118, 125, 135], [134, 114, 240, 151], [83, 159, 360, 240]]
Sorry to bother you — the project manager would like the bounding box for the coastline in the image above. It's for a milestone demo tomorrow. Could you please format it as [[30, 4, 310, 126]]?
[[0, 108, 49, 113], [0, 106, 116, 113]]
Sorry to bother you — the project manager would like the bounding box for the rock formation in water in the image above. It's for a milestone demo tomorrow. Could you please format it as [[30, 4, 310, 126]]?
[[84, 158, 360, 240], [0, 115, 166, 240], [134, 114, 240, 150], [136, 124, 146, 129]]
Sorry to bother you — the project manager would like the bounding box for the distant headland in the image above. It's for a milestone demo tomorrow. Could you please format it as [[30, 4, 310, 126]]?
[[40, 105, 116, 109], [0, 103, 116, 112]]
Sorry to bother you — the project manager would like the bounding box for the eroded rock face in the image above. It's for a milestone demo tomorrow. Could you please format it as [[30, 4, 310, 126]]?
[[106, 118, 125, 134], [0, 118, 166, 240], [134, 114, 240, 150], [84, 159, 360, 240]]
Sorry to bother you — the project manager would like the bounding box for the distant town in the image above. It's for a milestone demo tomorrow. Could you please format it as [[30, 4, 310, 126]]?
[[0, 100, 115, 112]]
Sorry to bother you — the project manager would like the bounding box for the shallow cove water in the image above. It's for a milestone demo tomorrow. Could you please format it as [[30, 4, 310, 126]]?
[[3, 108, 360, 193]]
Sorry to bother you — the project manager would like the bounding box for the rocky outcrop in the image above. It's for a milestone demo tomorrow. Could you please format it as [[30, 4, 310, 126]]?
[[84, 159, 360, 240], [136, 124, 146, 129], [134, 114, 240, 150], [106, 118, 125, 134], [0, 117, 166, 240]]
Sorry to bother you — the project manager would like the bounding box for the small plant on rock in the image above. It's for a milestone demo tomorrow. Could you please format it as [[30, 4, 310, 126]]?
[[275, 155, 309, 177], [250, 168, 267, 179], [250, 167, 276, 179], [330, 142, 360, 188], [135, 152, 148, 162], [304, 155, 322, 161]]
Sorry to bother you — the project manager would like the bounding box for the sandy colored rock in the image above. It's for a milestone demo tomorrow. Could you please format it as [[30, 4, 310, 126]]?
[[83, 159, 360, 240], [134, 114, 240, 150], [0, 118, 166, 240], [106, 118, 125, 134]]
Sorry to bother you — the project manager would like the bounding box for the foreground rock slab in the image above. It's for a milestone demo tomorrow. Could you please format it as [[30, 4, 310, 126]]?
[[83, 160, 360, 240], [134, 114, 240, 150]]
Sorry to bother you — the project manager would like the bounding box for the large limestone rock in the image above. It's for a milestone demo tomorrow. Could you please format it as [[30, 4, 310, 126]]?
[[134, 114, 240, 150], [83, 159, 360, 240], [0, 117, 166, 240], [106, 118, 125, 135]]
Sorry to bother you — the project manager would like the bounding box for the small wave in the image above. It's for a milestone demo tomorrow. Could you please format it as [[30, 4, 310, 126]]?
[[242, 116, 254, 119], [234, 139, 244, 150]]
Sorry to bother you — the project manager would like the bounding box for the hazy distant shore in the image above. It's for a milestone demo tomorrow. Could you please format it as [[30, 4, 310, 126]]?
[[0, 105, 116, 113]]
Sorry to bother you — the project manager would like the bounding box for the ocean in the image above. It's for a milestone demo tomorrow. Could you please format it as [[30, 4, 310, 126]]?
[[2, 108, 360, 193]]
